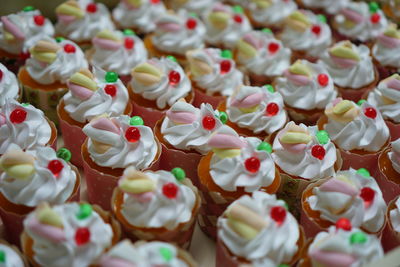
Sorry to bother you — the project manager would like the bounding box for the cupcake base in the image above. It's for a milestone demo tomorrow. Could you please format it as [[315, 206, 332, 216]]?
[[381, 198, 400, 252], [375, 147, 400, 204], [386, 119, 400, 141]]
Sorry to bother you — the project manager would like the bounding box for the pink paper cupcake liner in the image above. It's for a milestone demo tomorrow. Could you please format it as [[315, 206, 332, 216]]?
[[131, 100, 165, 129], [381, 198, 400, 252], [386, 120, 400, 141], [192, 87, 225, 110]]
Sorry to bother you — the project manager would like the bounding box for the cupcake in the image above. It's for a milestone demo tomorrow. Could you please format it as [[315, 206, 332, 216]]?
[[318, 40, 378, 102], [0, 63, 20, 107], [18, 37, 88, 124], [55, 0, 115, 48], [0, 240, 28, 266], [299, 222, 384, 267], [244, 0, 297, 30], [0, 144, 80, 246], [319, 98, 390, 172], [0, 100, 57, 154], [371, 24, 400, 78], [144, 10, 205, 65], [332, 1, 388, 43], [57, 68, 132, 167], [197, 126, 281, 239], [203, 3, 252, 50], [112, 0, 167, 35], [367, 74, 400, 140], [302, 168, 387, 238], [165, 0, 213, 15], [88, 29, 148, 84], [21, 202, 120, 267], [82, 114, 160, 210], [112, 167, 200, 248], [275, 60, 337, 125], [382, 0, 400, 24], [296, 0, 349, 16], [225, 84, 288, 138], [216, 191, 305, 266], [235, 30, 292, 86], [129, 57, 193, 128], [382, 196, 400, 252], [186, 48, 244, 109], [279, 10, 332, 62], [0, 6, 54, 72]]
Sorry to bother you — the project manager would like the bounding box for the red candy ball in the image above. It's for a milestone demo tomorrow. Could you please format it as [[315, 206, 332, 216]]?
[[311, 25, 321, 35], [0, 70, 3, 81], [270, 206, 286, 225], [151, 0, 160, 4], [86, 3, 97, 13], [125, 127, 141, 142], [10, 108, 27, 124], [220, 60, 231, 74], [124, 37, 135, 50], [244, 157, 261, 173], [364, 107, 377, 119], [162, 183, 178, 199], [202, 115, 216, 130], [186, 18, 197, 30], [318, 74, 329, 87], [63, 44, 76, 53], [168, 71, 181, 85], [360, 187, 375, 205], [265, 102, 279, 117], [75, 227, 90, 246], [268, 42, 280, 54], [33, 15, 45, 26], [104, 84, 117, 97], [233, 15, 243, 24], [370, 13, 380, 24], [311, 145, 326, 160], [48, 160, 64, 177], [336, 218, 352, 231]]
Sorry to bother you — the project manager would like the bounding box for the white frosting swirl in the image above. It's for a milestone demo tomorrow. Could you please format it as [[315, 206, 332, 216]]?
[[388, 139, 400, 174], [112, 0, 166, 34], [372, 36, 400, 69], [227, 86, 287, 134], [318, 42, 375, 89], [137, 241, 188, 267], [218, 191, 300, 264], [0, 145, 77, 207], [83, 115, 157, 169], [247, 0, 297, 25], [301, 0, 349, 14], [307, 168, 387, 233], [0, 244, 25, 267], [63, 68, 129, 123], [120, 169, 196, 230], [275, 61, 337, 110], [389, 197, 400, 232], [189, 48, 243, 96], [0, 100, 52, 155], [26, 38, 88, 85], [324, 101, 390, 152], [169, 0, 213, 15], [272, 122, 338, 180], [334, 2, 388, 42], [0, 63, 19, 107], [130, 57, 191, 109], [152, 10, 205, 56], [24, 202, 113, 267]]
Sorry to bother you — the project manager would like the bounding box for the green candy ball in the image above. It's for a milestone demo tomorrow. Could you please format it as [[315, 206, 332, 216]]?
[[105, 71, 118, 83], [316, 130, 330, 145], [350, 232, 367, 244], [257, 142, 272, 154], [264, 84, 275, 93], [356, 168, 370, 178], [171, 167, 186, 182], [76, 203, 92, 220], [221, 49, 232, 59], [130, 116, 144, 126], [218, 111, 228, 124], [56, 148, 72, 162]]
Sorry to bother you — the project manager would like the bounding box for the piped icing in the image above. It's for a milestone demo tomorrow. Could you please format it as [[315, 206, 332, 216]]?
[[63, 68, 129, 123], [300, 0, 349, 15], [218, 191, 300, 264], [0, 243, 25, 267], [227, 85, 287, 134], [318, 41, 375, 89], [23, 202, 113, 267], [0, 63, 19, 107], [0, 100, 52, 154], [82, 114, 157, 169], [388, 139, 400, 174], [168, 0, 213, 15], [246, 0, 297, 26], [275, 60, 337, 110], [324, 98, 389, 152], [187, 48, 243, 96], [272, 121, 337, 180], [389, 197, 400, 232], [130, 57, 191, 109], [307, 168, 387, 233], [372, 24, 400, 69], [26, 37, 88, 85]]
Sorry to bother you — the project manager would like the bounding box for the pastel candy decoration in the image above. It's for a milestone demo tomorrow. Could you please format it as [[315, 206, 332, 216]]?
[[329, 41, 360, 68], [230, 86, 264, 113], [166, 100, 198, 124], [236, 39, 257, 59], [29, 40, 61, 64], [37, 203, 64, 228], [125, 0, 142, 9], [378, 24, 400, 48], [208, 126, 245, 158], [93, 30, 122, 51], [0, 150, 35, 179], [186, 50, 213, 77], [89, 116, 120, 154], [56, 0, 84, 23], [279, 122, 311, 153], [325, 99, 359, 124], [156, 14, 182, 33], [285, 11, 311, 32], [208, 10, 230, 30], [119, 167, 155, 203], [251, 0, 272, 9], [68, 69, 98, 100], [319, 176, 358, 196], [99, 240, 140, 266], [285, 60, 312, 86], [1, 16, 25, 41], [309, 250, 356, 267], [341, 7, 364, 28], [131, 62, 163, 86]]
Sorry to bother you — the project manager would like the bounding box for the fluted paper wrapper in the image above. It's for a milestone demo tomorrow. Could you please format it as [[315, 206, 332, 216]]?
[[375, 148, 400, 204], [382, 198, 400, 252], [192, 87, 225, 110], [386, 120, 400, 141]]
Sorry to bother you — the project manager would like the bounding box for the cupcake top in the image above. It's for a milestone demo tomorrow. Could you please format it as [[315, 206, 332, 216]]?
[[23, 202, 113, 267], [318, 41, 375, 89], [90, 29, 148, 76], [272, 121, 338, 180], [203, 3, 252, 49], [168, 0, 213, 15], [63, 68, 129, 123], [0, 144, 76, 207], [112, 0, 166, 34], [307, 168, 387, 233], [227, 85, 287, 135], [388, 139, 400, 174], [0, 63, 19, 107], [275, 60, 337, 110], [26, 37, 88, 85], [117, 167, 196, 230], [308, 223, 383, 267], [186, 48, 243, 96], [0, 100, 52, 155], [130, 57, 191, 109], [152, 10, 205, 56], [236, 30, 292, 77], [0, 242, 25, 267], [324, 98, 390, 152], [334, 1, 388, 42], [55, 0, 115, 43], [300, 0, 349, 15], [0, 7, 54, 55], [160, 101, 225, 154], [367, 74, 400, 123], [280, 10, 332, 58], [246, 0, 297, 26], [372, 24, 400, 69], [82, 115, 158, 169], [218, 191, 300, 265], [389, 197, 400, 232], [208, 126, 276, 192]]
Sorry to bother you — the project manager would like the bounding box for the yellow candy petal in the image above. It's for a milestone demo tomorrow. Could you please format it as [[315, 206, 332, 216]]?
[[133, 63, 162, 77], [119, 178, 156, 194], [237, 40, 257, 59], [6, 164, 35, 179], [330, 45, 360, 61], [212, 148, 241, 159], [56, 2, 84, 18], [384, 24, 400, 39], [208, 12, 230, 29], [96, 30, 121, 42], [280, 132, 312, 144], [289, 60, 312, 77], [333, 100, 353, 115], [37, 205, 64, 228], [70, 72, 98, 91], [239, 105, 259, 113], [30, 51, 57, 64], [286, 11, 311, 31], [228, 218, 259, 240], [126, 0, 142, 8]]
